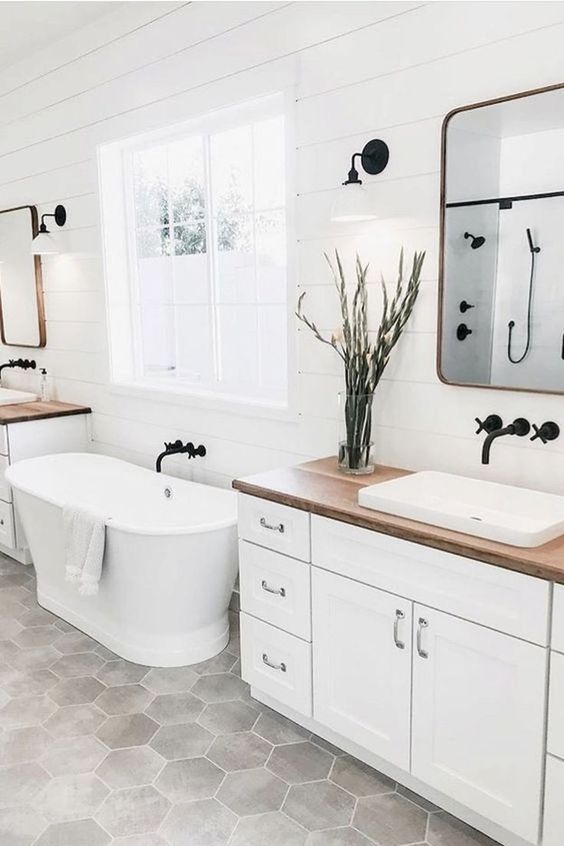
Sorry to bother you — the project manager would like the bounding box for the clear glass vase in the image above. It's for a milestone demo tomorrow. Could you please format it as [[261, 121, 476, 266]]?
[[337, 392, 375, 475]]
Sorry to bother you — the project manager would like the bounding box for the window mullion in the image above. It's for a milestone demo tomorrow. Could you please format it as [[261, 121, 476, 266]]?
[[204, 134, 221, 385]]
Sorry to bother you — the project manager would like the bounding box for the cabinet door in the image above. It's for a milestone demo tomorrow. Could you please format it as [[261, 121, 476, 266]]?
[[411, 605, 546, 842], [544, 755, 564, 846], [312, 567, 412, 769]]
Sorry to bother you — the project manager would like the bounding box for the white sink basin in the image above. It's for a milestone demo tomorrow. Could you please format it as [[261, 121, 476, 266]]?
[[358, 471, 564, 547], [0, 387, 36, 406]]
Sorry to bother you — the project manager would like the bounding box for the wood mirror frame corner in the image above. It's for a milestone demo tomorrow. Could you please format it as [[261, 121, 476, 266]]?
[[437, 80, 564, 397], [0, 204, 46, 349]]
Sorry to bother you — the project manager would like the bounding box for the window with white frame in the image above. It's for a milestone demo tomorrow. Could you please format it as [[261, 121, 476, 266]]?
[[99, 94, 290, 408]]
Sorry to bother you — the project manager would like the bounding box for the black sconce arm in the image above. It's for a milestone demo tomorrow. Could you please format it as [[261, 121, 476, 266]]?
[[39, 205, 67, 233], [342, 139, 390, 186]]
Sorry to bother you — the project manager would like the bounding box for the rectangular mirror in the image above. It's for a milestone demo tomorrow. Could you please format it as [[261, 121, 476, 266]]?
[[0, 205, 46, 348], [438, 83, 564, 395]]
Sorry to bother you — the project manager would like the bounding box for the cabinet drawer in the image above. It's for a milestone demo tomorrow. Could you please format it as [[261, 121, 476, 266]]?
[[239, 541, 311, 640], [240, 612, 312, 716], [312, 516, 549, 644], [552, 585, 564, 654], [238, 495, 310, 561], [0, 500, 16, 549], [544, 755, 564, 846], [548, 651, 564, 758]]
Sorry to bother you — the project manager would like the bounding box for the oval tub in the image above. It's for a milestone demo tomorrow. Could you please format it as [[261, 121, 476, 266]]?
[[6, 453, 238, 667]]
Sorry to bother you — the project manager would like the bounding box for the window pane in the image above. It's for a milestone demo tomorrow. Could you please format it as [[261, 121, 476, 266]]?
[[169, 137, 206, 223], [172, 254, 208, 305], [140, 305, 175, 373], [211, 125, 253, 220], [254, 116, 285, 210], [215, 215, 255, 304], [217, 304, 258, 388], [174, 223, 206, 255], [133, 146, 168, 228], [174, 304, 214, 383], [258, 304, 287, 391], [138, 257, 173, 305], [136, 227, 170, 259], [256, 210, 286, 303]]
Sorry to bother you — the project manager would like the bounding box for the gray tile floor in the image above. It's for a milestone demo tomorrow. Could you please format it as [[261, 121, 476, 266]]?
[[0, 555, 500, 846]]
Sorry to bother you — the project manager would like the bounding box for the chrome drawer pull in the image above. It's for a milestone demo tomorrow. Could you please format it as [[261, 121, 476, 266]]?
[[393, 609, 405, 650], [417, 617, 429, 659], [261, 580, 286, 598], [260, 517, 285, 533], [262, 652, 287, 672]]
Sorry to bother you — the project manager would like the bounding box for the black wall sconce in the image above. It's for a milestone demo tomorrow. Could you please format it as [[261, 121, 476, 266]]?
[[31, 204, 67, 255], [331, 139, 390, 222]]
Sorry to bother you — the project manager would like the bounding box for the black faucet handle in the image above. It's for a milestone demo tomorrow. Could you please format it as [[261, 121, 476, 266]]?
[[531, 421, 560, 444], [475, 414, 503, 435]]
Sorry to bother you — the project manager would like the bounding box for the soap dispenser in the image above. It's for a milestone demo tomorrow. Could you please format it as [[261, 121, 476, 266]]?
[[39, 368, 51, 402]]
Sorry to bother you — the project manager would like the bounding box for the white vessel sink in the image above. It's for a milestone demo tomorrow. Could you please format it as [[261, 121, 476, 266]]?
[[0, 387, 36, 406], [358, 471, 564, 547]]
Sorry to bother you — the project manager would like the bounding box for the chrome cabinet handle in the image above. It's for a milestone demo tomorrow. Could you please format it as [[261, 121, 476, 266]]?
[[260, 517, 285, 534], [417, 617, 429, 659], [261, 579, 286, 597], [262, 652, 286, 672], [393, 609, 405, 650]]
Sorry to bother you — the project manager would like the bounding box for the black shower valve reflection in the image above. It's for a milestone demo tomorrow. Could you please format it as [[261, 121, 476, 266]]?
[[459, 300, 475, 314], [530, 421, 560, 444], [456, 323, 472, 341]]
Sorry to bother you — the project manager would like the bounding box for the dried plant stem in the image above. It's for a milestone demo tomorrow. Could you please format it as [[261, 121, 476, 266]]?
[[296, 248, 425, 470]]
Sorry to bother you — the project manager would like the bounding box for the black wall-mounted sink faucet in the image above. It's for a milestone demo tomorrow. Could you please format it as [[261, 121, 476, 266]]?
[[0, 359, 36, 383], [481, 418, 530, 465]]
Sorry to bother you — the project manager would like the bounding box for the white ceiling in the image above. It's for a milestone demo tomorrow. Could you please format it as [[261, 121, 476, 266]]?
[[0, 2, 124, 71]]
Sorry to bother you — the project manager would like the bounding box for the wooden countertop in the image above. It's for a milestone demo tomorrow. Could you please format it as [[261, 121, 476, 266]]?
[[233, 457, 564, 584], [0, 401, 91, 425]]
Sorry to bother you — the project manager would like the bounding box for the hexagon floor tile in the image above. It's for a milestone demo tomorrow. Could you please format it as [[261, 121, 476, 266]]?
[[0, 559, 502, 846]]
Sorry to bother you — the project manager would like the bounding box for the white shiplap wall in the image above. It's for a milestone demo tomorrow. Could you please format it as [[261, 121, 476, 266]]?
[[3, 0, 564, 492]]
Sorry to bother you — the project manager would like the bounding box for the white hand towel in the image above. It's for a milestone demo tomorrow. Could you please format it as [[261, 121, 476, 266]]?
[[63, 505, 106, 596]]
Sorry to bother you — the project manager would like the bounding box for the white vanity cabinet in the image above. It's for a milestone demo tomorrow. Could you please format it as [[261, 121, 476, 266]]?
[[237, 493, 550, 846]]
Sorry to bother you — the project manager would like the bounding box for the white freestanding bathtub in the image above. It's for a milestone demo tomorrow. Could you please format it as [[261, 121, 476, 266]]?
[[6, 453, 238, 667]]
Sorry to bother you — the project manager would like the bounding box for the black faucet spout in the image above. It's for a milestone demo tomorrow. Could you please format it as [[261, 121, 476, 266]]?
[[481, 417, 530, 465]]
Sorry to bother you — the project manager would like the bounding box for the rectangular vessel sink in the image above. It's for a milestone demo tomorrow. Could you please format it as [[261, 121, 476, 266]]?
[[0, 387, 37, 406], [358, 471, 564, 547]]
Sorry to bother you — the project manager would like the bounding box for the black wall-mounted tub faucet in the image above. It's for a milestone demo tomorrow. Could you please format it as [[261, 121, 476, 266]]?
[[481, 418, 530, 465], [156, 439, 206, 473]]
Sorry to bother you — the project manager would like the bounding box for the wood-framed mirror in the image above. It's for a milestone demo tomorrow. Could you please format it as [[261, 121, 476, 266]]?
[[438, 82, 564, 395], [0, 205, 46, 348]]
